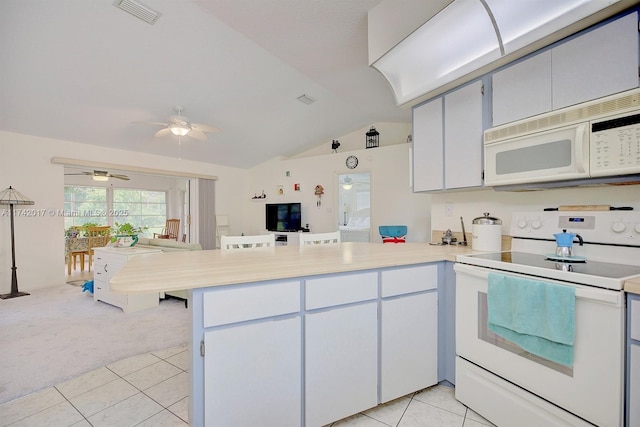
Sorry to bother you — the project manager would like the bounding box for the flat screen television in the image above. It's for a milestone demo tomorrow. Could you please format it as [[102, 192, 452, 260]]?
[[265, 203, 302, 232]]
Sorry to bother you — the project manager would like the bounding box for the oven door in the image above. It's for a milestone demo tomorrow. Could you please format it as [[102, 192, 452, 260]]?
[[454, 263, 624, 427], [484, 123, 589, 186]]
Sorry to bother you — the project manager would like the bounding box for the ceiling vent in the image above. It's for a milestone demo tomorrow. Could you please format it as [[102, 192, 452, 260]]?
[[297, 94, 316, 105], [113, 0, 161, 25]]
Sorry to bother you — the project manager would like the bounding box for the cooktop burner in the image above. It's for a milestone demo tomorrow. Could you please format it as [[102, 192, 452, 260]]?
[[466, 251, 640, 280]]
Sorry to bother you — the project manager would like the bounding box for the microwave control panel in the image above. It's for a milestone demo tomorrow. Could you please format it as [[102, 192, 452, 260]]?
[[590, 112, 640, 176]]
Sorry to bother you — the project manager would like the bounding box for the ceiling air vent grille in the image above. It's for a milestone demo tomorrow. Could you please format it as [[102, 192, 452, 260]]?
[[113, 0, 161, 25], [297, 94, 316, 105], [485, 88, 640, 143]]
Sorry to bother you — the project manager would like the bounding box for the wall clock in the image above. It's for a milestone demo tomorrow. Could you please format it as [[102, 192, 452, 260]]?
[[346, 155, 358, 169]]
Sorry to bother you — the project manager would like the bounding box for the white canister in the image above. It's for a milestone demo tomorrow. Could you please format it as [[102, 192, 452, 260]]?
[[472, 212, 502, 252]]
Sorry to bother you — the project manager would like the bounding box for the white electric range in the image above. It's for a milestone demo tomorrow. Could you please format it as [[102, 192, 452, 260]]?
[[455, 210, 640, 427]]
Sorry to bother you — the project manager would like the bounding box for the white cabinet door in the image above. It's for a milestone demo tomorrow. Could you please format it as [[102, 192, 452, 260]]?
[[444, 80, 484, 189], [381, 292, 437, 403], [305, 302, 378, 426], [413, 97, 443, 191], [204, 317, 301, 427], [552, 12, 638, 110], [630, 344, 640, 427], [629, 296, 640, 426], [492, 51, 552, 126]]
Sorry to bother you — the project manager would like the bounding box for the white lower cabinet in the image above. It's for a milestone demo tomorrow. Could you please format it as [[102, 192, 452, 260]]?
[[204, 317, 302, 427], [381, 292, 438, 402], [195, 265, 441, 426], [202, 280, 302, 427], [305, 302, 378, 427], [381, 265, 438, 403], [93, 247, 161, 313]]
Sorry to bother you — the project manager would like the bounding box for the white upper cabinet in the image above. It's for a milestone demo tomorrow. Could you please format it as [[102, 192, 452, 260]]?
[[493, 12, 639, 126], [413, 80, 483, 191], [492, 51, 552, 126], [412, 97, 443, 192], [444, 80, 484, 189], [552, 12, 639, 110]]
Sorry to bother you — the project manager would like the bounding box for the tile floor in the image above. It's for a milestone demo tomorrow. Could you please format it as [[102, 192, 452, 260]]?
[[0, 346, 190, 427], [1, 342, 493, 427]]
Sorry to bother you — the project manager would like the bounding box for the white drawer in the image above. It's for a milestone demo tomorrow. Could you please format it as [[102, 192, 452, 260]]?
[[631, 298, 640, 342], [203, 280, 300, 327], [381, 264, 438, 298], [306, 272, 377, 310]]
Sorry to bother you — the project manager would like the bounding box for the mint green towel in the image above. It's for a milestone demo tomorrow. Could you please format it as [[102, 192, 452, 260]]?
[[487, 273, 575, 367]]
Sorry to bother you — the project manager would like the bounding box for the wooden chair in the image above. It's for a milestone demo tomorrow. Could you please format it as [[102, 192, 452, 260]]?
[[299, 231, 341, 247], [154, 219, 180, 241], [68, 226, 86, 273], [220, 234, 275, 252], [85, 226, 111, 272]]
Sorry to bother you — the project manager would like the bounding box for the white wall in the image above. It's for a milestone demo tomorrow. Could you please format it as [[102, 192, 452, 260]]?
[[247, 143, 431, 242], [0, 131, 250, 293], [431, 186, 640, 237], [292, 122, 412, 158]]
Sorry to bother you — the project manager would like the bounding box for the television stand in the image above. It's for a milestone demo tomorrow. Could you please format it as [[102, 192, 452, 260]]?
[[273, 231, 300, 246]]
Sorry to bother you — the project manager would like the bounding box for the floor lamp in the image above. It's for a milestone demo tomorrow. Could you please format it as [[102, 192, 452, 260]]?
[[0, 186, 34, 299]]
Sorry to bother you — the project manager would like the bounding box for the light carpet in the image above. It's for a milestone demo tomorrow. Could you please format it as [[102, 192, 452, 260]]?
[[0, 284, 188, 405]]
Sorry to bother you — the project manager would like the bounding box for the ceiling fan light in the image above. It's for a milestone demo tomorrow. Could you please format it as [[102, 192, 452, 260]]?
[[342, 176, 353, 190], [92, 175, 109, 182], [170, 124, 189, 136]]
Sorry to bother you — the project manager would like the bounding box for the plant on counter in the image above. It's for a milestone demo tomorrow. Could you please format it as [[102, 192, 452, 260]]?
[[111, 222, 147, 236]]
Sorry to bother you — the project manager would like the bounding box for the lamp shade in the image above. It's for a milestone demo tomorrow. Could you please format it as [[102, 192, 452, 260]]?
[[0, 186, 34, 206]]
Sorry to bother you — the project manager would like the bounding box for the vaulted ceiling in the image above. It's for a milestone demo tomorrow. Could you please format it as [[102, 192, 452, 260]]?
[[0, 0, 410, 169]]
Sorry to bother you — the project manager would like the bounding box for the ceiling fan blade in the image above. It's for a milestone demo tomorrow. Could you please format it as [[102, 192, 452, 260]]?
[[132, 121, 169, 127], [191, 123, 220, 133], [109, 174, 130, 181], [155, 128, 172, 138], [188, 129, 208, 141]]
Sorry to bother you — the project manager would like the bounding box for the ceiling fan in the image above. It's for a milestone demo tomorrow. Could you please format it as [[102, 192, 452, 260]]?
[[142, 105, 220, 141], [65, 170, 130, 181]]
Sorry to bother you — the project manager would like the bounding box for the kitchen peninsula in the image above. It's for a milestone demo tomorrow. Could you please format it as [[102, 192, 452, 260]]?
[[111, 242, 475, 426]]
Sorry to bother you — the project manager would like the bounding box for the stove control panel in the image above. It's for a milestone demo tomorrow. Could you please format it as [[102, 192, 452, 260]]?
[[511, 211, 640, 245]]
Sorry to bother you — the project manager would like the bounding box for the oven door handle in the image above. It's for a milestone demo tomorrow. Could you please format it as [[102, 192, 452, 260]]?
[[454, 263, 622, 306]]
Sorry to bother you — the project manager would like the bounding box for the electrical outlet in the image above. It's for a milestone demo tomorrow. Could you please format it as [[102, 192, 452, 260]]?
[[445, 203, 454, 217]]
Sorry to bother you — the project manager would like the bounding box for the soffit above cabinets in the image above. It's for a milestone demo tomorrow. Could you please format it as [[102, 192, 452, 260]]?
[[369, 0, 636, 108]]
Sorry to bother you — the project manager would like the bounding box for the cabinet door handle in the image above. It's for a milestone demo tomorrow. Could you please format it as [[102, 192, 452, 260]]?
[[104, 264, 108, 273]]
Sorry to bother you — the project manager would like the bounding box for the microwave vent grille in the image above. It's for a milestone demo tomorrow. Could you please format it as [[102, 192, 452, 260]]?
[[485, 88, 640, 143]]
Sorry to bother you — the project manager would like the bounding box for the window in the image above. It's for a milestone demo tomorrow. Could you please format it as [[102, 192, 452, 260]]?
[[64, 186, 167, 237], [113, 189, 166, 237], [64, 186, 108, 229]]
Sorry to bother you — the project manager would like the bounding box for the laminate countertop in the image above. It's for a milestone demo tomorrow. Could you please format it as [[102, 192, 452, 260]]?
[[625, 276, 640, 295], [110, 242, 476, 295]]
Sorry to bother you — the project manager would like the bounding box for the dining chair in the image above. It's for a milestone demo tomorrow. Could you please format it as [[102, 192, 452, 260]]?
[[379, 225, 407, 243], [85, 226, 111, 272], [68, 226, 86, 274], [299, 231, 341, 247], [220, 234, 275, 252], [154, 218, 180, 241]]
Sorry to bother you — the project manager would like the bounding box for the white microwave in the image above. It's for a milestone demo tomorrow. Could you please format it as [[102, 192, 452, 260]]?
[[484, 88, 640, 187]]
